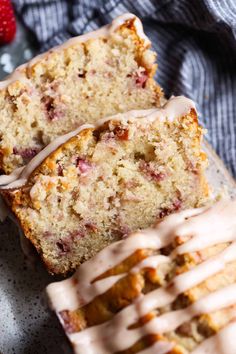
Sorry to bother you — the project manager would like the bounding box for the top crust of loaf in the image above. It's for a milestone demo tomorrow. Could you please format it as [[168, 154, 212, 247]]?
[[0, 14, 151, 90]]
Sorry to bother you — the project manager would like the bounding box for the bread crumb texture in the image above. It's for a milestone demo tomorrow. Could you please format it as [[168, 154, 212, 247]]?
[[3, 110, 209, 275], [0, 20, 162, 174]]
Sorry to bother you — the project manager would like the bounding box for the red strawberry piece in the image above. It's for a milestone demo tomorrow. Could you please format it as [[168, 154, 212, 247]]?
[[76, 158, 92, 174], [139, 160, 165, 182], [101, 131, 115, 142], [56, 240, 71, 255], [172, 198, 182, 211], [42, 95, 65, 121], [84, 221, 97, 232], [120, 225, 131, 237], [69, 229, 85, 240], [135, 69, 148, 88], [114, 126, 129, 140], [159, 198, 182, 219], [0, 0, 16, 45], [59, 310, 77, 333], [13, 146, 39, 160], [57, 163, 64, 176], [128, 68, 148, 88], [159, 208, 170, 219]]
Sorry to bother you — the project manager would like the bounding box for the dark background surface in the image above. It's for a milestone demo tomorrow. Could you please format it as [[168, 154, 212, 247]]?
[[0, 19, 36, 80]]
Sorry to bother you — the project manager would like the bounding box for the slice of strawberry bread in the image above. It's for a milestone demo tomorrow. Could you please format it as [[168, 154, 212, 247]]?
[[0, 13, 163, 174], [1, 96, 209, 275]]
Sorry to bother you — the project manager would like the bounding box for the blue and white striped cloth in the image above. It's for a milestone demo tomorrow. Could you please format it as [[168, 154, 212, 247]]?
[[13, 0, 236, 177]]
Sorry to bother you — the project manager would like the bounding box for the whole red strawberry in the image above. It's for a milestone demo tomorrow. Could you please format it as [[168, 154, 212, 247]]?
[[0, 0, 16, 45]]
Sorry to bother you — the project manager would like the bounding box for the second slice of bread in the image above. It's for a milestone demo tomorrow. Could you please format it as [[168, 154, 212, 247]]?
[[1, 97, 209, 275]]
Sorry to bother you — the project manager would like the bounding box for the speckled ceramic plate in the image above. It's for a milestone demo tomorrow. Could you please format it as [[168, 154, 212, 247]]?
[[0, 20, 235, 354]]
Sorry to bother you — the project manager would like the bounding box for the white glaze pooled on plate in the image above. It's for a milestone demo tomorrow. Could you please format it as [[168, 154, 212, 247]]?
[[46, 199, 236, 354], [0, 95, 195, 189]]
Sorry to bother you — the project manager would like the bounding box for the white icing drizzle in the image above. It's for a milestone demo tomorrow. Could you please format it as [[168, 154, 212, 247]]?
[[191, 321, 236, 354], [0, 13, 149, 90], [0, 166, 24, 186], [46, 199, 236, 354], [0, 96, 195, 189], [68, 284, 236, 354], [130, 255, 170, 274], [139, 342, 174, 354]]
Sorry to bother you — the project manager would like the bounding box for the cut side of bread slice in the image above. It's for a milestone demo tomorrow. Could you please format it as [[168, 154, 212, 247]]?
[[0, 13, 163, 174], [1, 96, 209, 275], [46, 200, 236, 354]]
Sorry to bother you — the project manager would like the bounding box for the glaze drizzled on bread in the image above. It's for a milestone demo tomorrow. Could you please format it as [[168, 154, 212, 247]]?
[[47, 199, 236, 354]]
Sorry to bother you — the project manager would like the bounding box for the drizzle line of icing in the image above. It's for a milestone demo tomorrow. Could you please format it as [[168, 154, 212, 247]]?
[[191, 321, 236, 354]]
